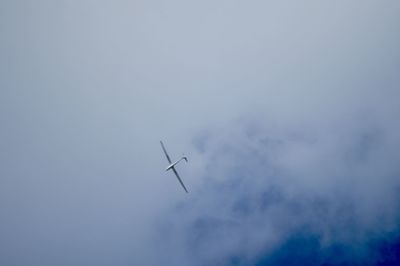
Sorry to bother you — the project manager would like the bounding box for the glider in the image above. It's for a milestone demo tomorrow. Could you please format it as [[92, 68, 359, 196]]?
[[160, 141, 188, 193]]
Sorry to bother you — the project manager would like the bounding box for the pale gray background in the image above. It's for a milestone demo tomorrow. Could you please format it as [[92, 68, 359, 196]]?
[[1, 1, 400, 265]]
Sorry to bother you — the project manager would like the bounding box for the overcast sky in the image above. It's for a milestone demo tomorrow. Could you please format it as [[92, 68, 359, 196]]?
[[1, 1, 400, 265]]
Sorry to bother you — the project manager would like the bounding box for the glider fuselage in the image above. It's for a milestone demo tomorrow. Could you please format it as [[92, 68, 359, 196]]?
[[165, 157, 187, 171]]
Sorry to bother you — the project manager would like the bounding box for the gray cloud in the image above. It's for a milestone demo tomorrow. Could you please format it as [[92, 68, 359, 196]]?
[[155, 113, 400, 265], [1, 1, 400, 265]]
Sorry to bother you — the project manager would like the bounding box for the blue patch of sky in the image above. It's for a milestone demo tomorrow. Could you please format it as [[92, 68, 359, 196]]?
[[253, 231, 400, 266]]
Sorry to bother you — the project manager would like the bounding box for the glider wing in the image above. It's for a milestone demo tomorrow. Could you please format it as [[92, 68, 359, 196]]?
[[160, 141, 172, 164], [172, 167, 188, 193]]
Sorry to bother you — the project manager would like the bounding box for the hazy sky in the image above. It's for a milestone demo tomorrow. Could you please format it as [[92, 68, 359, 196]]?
[[1, 1, 400, 265]]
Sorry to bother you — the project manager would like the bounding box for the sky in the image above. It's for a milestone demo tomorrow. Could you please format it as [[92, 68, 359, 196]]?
[[1, 1, 400, 265]]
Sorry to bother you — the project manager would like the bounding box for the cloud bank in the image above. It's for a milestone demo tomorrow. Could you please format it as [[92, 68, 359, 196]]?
[[155, 111, 400, 265]]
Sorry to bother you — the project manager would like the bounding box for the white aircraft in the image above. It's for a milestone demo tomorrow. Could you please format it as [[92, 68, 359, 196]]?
[[160, 141, 188, 193]]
